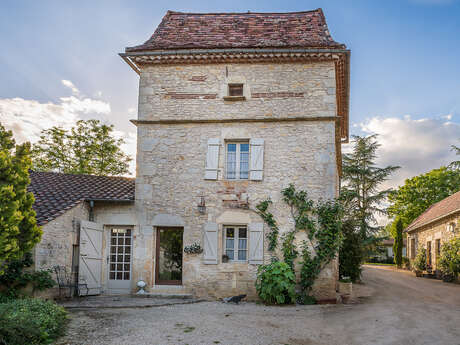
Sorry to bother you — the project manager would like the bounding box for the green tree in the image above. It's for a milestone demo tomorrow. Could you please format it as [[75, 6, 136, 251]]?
[[449, 142, 460, 170], [388, 167, 460, 228], [341, 135, 400, 238], [393, 218, 403, 268], [32, 119, 132, 176], [339, 135, 399, 281], [0, 124, 42, 273]]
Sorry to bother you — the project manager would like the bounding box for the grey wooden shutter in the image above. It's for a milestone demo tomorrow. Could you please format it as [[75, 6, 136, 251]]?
[[205, 138, 220, 180], [79, 220, 104, 295], [203, 222, 218, 264], [249, 138, 264, 181], [249, 222, 264, 264]]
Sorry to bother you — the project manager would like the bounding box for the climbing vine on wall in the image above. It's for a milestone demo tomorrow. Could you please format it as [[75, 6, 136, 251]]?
[[256, 184, 343, 299]]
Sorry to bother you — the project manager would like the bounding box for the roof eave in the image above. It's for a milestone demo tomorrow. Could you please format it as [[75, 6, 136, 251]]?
[[405, 208, 460, 233]]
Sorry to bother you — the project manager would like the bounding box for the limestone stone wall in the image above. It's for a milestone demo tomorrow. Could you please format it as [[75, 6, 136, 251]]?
[[407, 213, 459, 271], [136, 120, 339, 300], [33, 202, 89, 298], [138, 62, 336, 121]]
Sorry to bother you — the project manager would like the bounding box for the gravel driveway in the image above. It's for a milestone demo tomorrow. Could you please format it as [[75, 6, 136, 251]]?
[[56, 266, 460, 345]]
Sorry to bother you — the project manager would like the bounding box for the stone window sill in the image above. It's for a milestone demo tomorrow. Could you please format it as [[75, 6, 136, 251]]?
[[223, 96, 246, 102]]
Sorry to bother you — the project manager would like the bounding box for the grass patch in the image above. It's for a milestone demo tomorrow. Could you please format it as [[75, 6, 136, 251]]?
[[0, 297, 67, 345], [183, 326, 195, 333]]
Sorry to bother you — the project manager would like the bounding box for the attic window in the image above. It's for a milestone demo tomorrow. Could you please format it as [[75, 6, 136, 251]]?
[[224, 84, 246, 101], [228, 84, 243, 96]]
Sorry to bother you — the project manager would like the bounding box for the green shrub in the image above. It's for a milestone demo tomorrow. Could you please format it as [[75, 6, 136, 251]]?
[[0, 298, 67, 345], [255, 261, 296, 305], [401, 257, 410, 269], [339, 221, 364, 282], [413, 248, 427, 272], [438, 237, 460, 277], [0, 253, 55, 299]]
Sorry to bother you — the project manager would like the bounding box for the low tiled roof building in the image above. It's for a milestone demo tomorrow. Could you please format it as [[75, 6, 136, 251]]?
[[405, 191, 460, 271]]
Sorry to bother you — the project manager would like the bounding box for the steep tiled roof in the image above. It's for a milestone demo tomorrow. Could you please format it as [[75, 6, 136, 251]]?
[[28, 171, 135, 226], [126, 9, 345, 52], [405, 191, 460, 232]]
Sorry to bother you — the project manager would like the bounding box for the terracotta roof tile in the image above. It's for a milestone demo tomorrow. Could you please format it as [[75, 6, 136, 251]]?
[[28, 171, 135, 226], [405, 191, 460, 232], [126, 9, 345, 52]]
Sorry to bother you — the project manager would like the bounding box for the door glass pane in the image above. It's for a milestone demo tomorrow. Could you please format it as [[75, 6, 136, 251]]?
[[109, 228, 132, 281], [158, 228, 183, 282]]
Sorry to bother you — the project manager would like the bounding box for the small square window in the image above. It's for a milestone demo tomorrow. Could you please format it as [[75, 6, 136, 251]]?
[[228, 84, 243, 97]]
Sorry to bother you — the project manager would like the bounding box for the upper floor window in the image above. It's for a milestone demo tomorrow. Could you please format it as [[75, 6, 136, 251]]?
[[228, 83, 243, 97], [226, 142, 249, 179]]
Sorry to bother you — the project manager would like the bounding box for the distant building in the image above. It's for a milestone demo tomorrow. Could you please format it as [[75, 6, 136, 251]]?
[[405, 191, 460, 272]]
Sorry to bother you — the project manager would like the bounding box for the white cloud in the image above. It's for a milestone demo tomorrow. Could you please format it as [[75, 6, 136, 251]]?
[[0, 96, 110, 144], [349, 114, 459, 190], [61, 79, 80, 95]]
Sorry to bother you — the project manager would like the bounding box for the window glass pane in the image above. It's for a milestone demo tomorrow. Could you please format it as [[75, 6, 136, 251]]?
[[117, 272, 123, 280], [110, 264, 116, 271], [239, 238, 247, 250], [111, 255, 116, 262], [110, 272, 115, 279], [124, 264, 130, 271], [226, 239, 234, 250], [126, 229, 131, 236], [238, 250, 247, 261], [117, 264, 123, 271], [110, 246, 116, 253], [125, 246, 131, 254], [118, 237, 124, 245], [117, 255, 123, 262], [226, 145, 236, 179], [240, 151, 249, 179], [226, 249, 234, 260], [125, 238, 131, 245], [240, 144, 249, 152], [226, 228, 235, 238], [124, 255, 131, 263], [238, 228, 247, 238], [124, 272, 130, 280]]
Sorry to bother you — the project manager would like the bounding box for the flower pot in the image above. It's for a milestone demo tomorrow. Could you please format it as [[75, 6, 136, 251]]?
[[442, 273, 454, 283], [338, 282, 352, 295]]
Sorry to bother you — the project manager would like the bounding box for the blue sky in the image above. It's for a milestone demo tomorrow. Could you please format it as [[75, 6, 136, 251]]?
[[1, 0, 459, 185]]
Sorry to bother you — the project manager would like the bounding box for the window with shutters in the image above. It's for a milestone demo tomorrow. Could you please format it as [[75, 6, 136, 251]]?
[[224, 225, 248, 261], [226, 142, 249, 180]]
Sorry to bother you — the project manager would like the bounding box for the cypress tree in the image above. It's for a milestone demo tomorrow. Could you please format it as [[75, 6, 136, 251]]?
[[393, 218, 403, 268], [0, 123, 42, 274]]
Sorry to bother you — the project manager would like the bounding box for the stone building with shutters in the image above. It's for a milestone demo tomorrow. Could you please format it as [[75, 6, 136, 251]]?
[[405, 191, 460, 274], [26, 9, 349, 302], [119, 9, 350, 301]]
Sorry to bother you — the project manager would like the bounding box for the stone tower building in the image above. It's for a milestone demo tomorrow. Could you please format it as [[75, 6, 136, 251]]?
[[121, 9, 350, 301]]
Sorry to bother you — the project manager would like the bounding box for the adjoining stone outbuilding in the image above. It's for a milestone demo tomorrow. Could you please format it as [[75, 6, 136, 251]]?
[[29, 9, 350, 302], [28, 171, 135, 297], [405, 191, 460, 273]]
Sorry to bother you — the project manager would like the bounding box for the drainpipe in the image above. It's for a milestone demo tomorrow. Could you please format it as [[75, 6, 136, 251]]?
[[89, 200, 95, 222]]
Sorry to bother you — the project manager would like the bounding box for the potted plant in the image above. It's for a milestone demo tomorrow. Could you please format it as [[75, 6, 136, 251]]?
[[338, 277, 352, 302], [413, 248, 426, 277], [222, 254, 229, 263]]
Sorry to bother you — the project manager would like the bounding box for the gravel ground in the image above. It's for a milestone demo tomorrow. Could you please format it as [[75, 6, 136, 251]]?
[[55, 266, 460, 345]]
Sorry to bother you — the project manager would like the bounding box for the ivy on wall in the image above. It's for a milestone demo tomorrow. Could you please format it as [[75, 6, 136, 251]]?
[[255, 184, 343, 299]]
